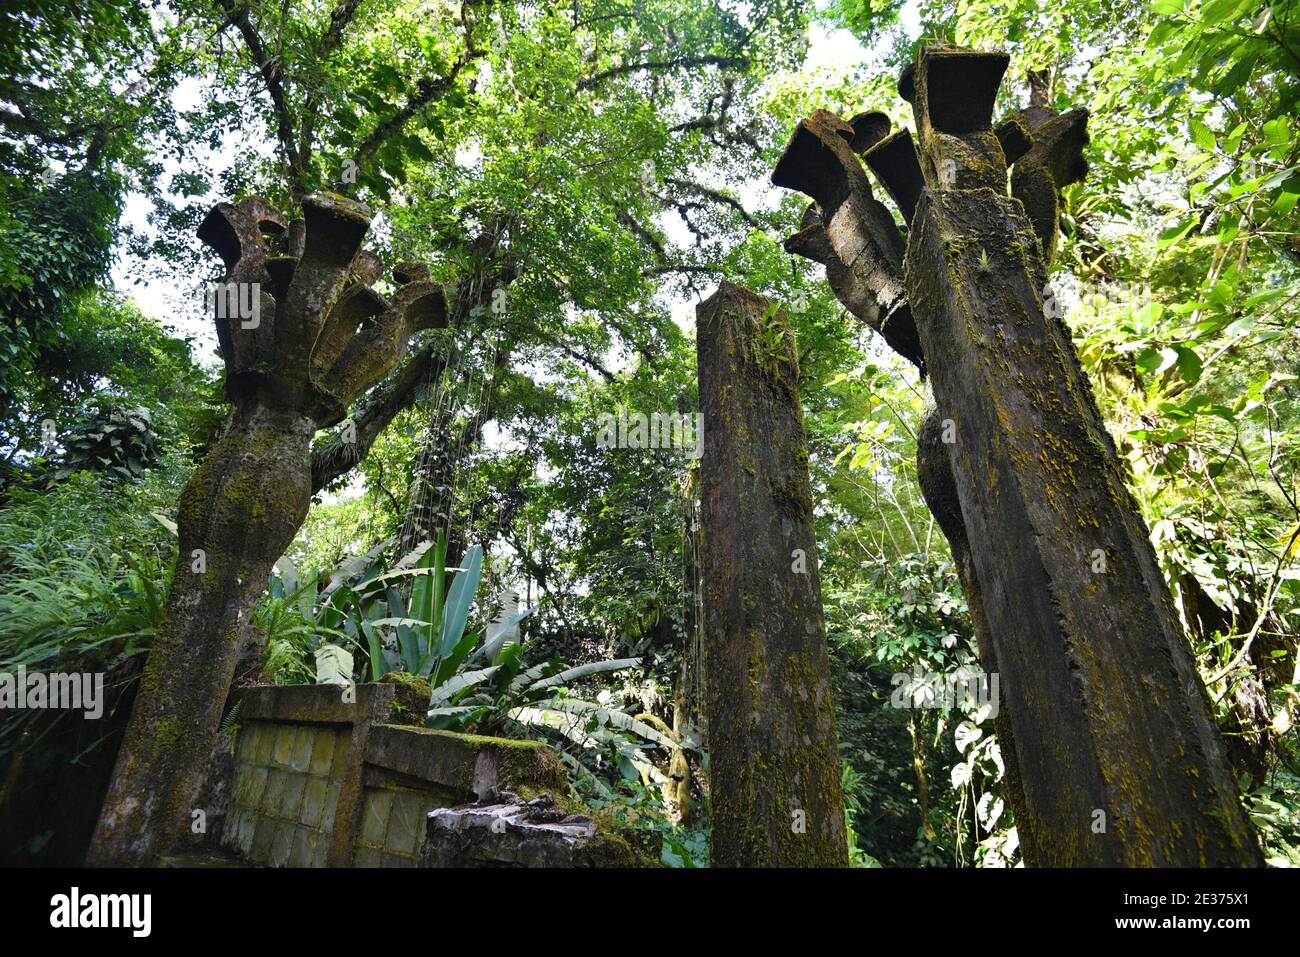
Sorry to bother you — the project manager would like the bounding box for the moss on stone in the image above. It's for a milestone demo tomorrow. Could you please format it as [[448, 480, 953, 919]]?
[[379, 672, 432, 726], [582, 807, 664, 867]]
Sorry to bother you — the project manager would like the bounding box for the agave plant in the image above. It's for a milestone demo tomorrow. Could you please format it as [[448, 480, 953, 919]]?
[[261, 537, 690, 789], [257, 557, 354, 684], [253, 535, 502, 682], [335, 535, 495, 682]]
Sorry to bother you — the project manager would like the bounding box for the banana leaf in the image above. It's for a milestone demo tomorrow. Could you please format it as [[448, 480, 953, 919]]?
[[477, 603, 538, 665], [428, 665, 501, 706], [528, 696, 677, 750], [430, 627, 484, 687], [426, 704, 490, 730], [506, 661, 553, 695], [527, 657, 641, 693], [323, 537, 394, 596]]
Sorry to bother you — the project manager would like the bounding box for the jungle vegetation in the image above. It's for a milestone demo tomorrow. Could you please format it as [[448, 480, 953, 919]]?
[[0, 0, 1297, 867]]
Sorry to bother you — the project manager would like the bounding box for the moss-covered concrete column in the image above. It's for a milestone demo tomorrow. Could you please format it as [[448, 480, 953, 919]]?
[[87, 196, 448, 866], [903, 46, 1260, 865], [696, 282, 848, 868], [771, 94, 1035, 856]]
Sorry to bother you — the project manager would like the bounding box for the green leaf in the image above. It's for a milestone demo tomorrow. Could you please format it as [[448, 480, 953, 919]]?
[[362, 617, 388, 681], [1201, 0, 1249, 24], [477, 603, 538, 664], [436, 544, 482, 660], [431, 531, 447, 657], [1137, 346, 1179, 376], [1157, 215, 1198, 248], [408, 532, 447, 668], [1189, 117, 1215, 151], [1175, 345, 1202, 383], [431, 626, 483, 687], [1262, 118, 1291, 147], [529, 696, 678, 750], [396, 625, 422, 675], [428, 666, 500, 706], [527, 657, 642, 693]]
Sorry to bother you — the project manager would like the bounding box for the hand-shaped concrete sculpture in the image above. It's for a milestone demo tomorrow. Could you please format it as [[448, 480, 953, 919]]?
[[772, 47, 1260, 866], [90, 194, 447, 865]]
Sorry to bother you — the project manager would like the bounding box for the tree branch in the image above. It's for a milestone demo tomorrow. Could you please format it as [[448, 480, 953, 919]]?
[[311, 336, 443, 492], [669, 78, 736, 133], [343, 5, 486, 178], [577, 54, 747, 91], [300, 0, 365, 161], [665, 176, 760, 228], [215, 0, 305, 196]]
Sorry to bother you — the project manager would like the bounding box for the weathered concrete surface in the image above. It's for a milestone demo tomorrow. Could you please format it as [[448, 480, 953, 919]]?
[[223, 683, 393, 867], [353, 725, 572, 867], [363, 725, 569, 802], [216, 684, 621, 867], [422, 794, 598, 867], [770, 96, 1032, 848], [772, 111, 923, 371], [422, 793, 662, 868], [1010, 107, 1089, 265], [769, 44, 1261, 867], [697, 282, 848, 868], [90, 194, 449, 866], [901, 43, 1258, 866], [905, 183, 1261, 866], [241, 681, 394, 724], [224, 720, 347, 867]]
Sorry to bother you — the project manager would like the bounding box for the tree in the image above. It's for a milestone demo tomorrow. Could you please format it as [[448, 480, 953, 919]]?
[[0, 1, 194, 454], [86, 0, 809, 863]]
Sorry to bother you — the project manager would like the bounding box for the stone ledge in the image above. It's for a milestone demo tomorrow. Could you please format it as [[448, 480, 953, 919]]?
[[363, 724, 568, 801], [240, 683, 394, 725], [421, 795, 597, 867], [221, 685, 620, 867]]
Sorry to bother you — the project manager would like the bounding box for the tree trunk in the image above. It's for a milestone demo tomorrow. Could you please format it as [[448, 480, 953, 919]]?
[[916, 401, 1038, 856], [697, 282, 848, 868]]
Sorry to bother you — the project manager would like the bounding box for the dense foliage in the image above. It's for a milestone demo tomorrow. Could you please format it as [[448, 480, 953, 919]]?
[[0, 0, 1296, 867]]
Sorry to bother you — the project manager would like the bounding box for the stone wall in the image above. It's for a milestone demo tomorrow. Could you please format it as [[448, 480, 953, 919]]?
[[222, 683, 386, 866], [219, 683, 603, 868], [225, 720, 346, 867]]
